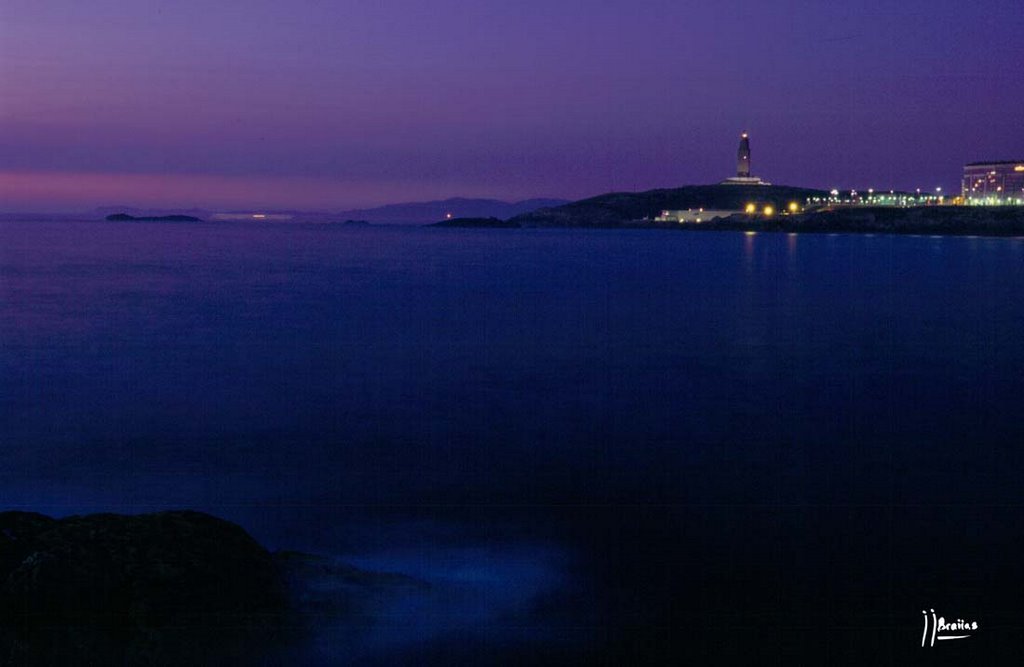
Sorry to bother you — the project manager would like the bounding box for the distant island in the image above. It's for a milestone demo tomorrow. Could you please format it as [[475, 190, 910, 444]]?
[[106, 213, 202, 222]]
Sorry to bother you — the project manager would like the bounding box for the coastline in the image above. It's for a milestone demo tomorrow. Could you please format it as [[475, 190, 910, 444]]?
[[433, 205, 1024, 238]]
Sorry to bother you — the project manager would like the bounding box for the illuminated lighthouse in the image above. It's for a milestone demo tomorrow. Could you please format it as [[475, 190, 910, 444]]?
[[737, 133, 751, 178], [722, 132, 770, 185]]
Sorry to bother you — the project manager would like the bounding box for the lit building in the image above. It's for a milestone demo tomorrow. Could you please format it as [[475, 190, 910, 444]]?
[[721, 132, 770, 186], [803, 189, 944, 209], [210, 213, 294, 221], [962, 161, 1024, 205], [655, 208, 742, 223]]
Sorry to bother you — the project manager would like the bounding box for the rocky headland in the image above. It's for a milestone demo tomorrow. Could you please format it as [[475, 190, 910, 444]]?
[[436, 184, 1024, 236], [508, 184, 827, 228]]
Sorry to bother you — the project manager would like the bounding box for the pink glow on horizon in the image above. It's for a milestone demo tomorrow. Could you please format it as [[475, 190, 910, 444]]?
[[0, 170, 516, 212]]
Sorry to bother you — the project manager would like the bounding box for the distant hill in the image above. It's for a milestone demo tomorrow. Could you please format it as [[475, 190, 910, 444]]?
[[336, 198, 569, 225], [88, 198, 567, 225], [510, 184, 830, 227]]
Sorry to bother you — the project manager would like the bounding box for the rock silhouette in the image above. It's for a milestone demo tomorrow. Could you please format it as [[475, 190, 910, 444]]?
[[0, 510, 288, 665]]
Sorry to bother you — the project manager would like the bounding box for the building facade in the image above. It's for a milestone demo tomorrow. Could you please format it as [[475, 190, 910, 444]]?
[[962, 161, 1024, 205], [655, 208, 743, 223]]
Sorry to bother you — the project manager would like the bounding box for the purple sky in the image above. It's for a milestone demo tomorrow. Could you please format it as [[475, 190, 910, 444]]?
[[2, 0, 1022, 211]]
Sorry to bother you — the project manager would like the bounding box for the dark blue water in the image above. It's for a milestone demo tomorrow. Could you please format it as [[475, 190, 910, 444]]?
[[3, 221, 1023, 664]]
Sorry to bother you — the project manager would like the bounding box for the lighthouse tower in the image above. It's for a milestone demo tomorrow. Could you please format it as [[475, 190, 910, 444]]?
[[722, 132, 769, 185], [737, 133, 751, 178]]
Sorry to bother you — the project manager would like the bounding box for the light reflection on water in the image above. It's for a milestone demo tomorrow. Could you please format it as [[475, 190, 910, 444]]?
[[311, 540, 569, 661]]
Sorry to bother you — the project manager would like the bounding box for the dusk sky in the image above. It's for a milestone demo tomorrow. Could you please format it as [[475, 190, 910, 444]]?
[[2, 0, 1022, 212]]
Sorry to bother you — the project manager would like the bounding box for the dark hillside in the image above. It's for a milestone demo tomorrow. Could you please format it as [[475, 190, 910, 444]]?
[[510, 184, 829, 227]]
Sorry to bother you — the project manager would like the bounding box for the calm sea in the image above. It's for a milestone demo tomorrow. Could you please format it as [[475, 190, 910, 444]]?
[[2, 220, 1023, 664]]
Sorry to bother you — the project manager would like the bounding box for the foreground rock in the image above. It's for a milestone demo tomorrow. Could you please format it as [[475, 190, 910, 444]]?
[[0, 511, 288, 665]]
